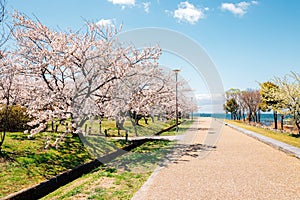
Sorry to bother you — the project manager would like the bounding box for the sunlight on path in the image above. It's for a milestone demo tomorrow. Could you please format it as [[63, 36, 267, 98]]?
[[132, 117, 300, 200]]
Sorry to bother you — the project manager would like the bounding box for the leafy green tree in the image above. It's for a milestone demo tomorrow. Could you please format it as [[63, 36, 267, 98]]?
[[225, 88, 244, 120], [224, 98, 239, 120], [259, 81, 282, 129]]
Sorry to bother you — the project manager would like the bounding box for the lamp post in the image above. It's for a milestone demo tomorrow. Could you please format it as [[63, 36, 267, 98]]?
[[191, 97, 193, 120], [173, 69, 180, 132]]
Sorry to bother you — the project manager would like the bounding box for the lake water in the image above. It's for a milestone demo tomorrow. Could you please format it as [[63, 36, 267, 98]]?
[[194, 113, 286, 126]]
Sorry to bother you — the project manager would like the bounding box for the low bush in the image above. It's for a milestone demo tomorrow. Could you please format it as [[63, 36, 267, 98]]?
[[0, 104, 31, 131]]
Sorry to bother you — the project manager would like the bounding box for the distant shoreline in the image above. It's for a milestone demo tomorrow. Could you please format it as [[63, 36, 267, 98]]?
[[194, 113, 291, 126]]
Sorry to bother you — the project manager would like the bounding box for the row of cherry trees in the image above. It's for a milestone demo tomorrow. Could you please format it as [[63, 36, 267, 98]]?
[[0, 11, 197, 148], [224, 71, 300, 134]]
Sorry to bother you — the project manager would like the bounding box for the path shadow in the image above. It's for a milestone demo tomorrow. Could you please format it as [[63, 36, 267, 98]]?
[[187, 127, 211, 131], [161, 143, 217, 166], [105, 140, 217, 172], [105, 139, 172, 172]]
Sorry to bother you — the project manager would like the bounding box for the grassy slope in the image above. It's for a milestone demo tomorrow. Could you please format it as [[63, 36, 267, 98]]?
[[0, 133, 92, 198], [159, 120, 194, 136], [42, 140, 174, 200], [226, 120, 300, 148], [0, 118, 191, 198]]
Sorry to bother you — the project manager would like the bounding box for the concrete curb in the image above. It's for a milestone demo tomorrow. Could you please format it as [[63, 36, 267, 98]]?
[[226, 123, 300, 160]]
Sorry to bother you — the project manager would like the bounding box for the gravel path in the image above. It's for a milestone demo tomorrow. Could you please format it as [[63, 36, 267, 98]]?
[[132, 117, 300, 200]]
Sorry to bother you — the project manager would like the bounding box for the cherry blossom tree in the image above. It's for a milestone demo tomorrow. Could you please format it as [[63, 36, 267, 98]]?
[[100, 64, 173, 136], [0, 51, 24, 150], [12, 12, 162, 146], [100, 64, 197, 136], [274, 72, 300, 134], [0, 0, 8, 49]]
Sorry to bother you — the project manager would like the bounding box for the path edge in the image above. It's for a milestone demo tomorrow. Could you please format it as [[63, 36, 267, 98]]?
[[225, 122, 300, 160]]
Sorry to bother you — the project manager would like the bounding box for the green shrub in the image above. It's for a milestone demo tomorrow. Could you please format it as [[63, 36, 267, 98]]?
[[0, 104, 31, 131]]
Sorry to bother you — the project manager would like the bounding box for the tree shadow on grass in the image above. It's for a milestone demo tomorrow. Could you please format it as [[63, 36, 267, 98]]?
[[0, 150, 16, 162], [7, 133, 28, 140], [289, 133, 300, 138]]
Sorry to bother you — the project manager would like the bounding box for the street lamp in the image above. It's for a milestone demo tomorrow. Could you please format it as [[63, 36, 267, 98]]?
[[191, 97, 193, 120], [173, 69, 180, 132]]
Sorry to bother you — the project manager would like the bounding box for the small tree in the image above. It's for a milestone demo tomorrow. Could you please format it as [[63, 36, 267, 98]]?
[[259, 81, 282, 129], [224, 98, 239, 120], [239, 89, 261, 123], [225, 88, 245, 120]]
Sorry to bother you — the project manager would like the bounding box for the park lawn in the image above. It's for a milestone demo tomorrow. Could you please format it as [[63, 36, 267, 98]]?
[[82, 117, 177, 137], [226, 120, 300, 148], [0, 132, 93, 199], [0, 118, 191, 198], [42, 140, 175, 200], [159, 120, 194, 136]]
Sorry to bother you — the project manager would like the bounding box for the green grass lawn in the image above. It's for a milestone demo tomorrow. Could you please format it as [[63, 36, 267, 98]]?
[[42, 140, 175, 200], [0, 118, 193, 199], [0, 132, 93, 198], [82, 117, 177, 137], [159, 120, 194, 136], [226, 120, 300, 148]]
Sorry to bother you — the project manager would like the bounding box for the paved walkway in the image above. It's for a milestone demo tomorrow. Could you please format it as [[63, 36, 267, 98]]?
[[132, 117, 300, 200]]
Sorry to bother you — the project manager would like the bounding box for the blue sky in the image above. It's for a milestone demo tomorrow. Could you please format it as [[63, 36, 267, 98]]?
[[7, 0, 300, 112]]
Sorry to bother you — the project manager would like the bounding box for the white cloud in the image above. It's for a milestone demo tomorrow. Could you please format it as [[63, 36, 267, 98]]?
[[108, 0, 150, 12], [96, 19, 114, 27], [221, 1, 258, 17], [173, 1, 206, 25], [195, 93, 225, 113], [143, 2, 151, 13], [195, 93, 211, 101], [108, 0, 135, 5]]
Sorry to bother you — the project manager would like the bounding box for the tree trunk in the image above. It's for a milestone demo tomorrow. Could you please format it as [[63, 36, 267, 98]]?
[[281, 115, 284, 130], [0, 98, 10, 150], [99, 120, 102, 134], [247, 106, 252, 123], [150, 115, 155, 123], [254, 112, 258, 123], [128, 111, 138, 136], [51, 121, 54, 132], [144, 116, 148, 125], [296, 124, 300, 135], [273, 110, 278, 129]]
